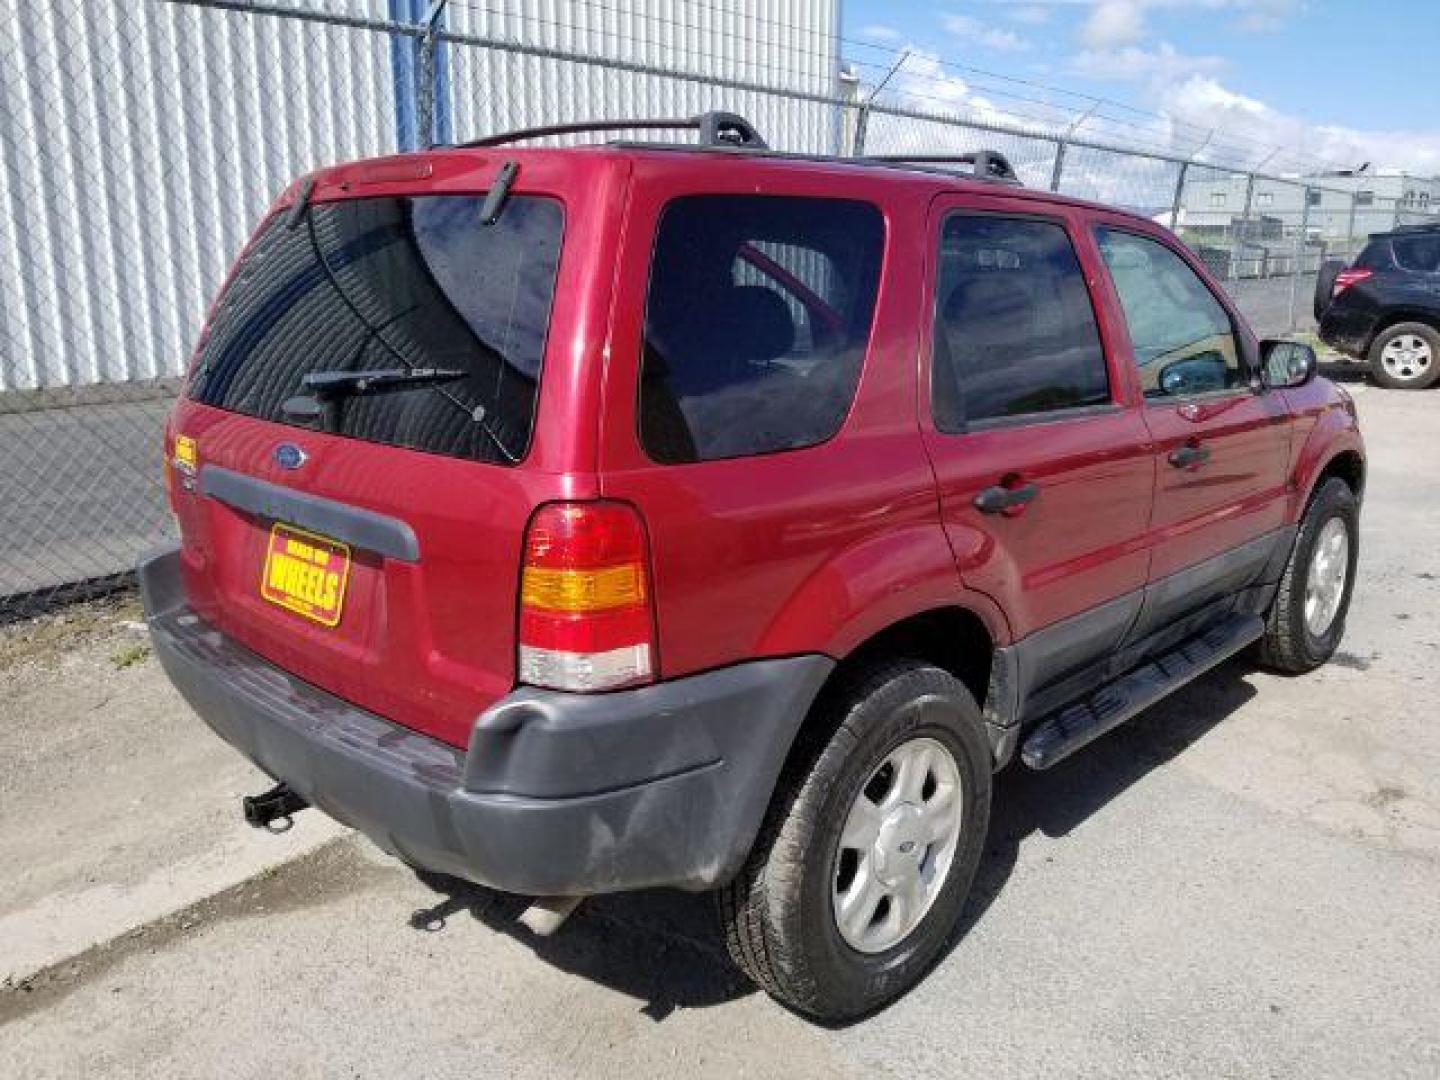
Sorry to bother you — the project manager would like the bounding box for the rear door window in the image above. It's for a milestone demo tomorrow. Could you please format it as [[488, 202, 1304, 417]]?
[[639, 195, 883, 463], [1095, 227, 1245, 399], [932, 215, 1110, 430], [189, 195, 564, 465]]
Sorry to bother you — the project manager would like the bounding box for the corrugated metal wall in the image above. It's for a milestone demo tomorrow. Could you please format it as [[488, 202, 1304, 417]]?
[[444, 0, 842, 153], [0, 0, 841, 392]]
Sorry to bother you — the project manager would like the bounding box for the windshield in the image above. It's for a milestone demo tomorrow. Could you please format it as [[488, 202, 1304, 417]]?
[[188, 193, 564, 464]]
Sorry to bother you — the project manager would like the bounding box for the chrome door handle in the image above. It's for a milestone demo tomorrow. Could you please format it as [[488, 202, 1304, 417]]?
[[1168, 443, 1211, 469], [974, 482, 1039, 514]]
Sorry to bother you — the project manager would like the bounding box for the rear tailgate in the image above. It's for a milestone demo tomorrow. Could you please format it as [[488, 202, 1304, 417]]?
[[166, 150, 622, 747]]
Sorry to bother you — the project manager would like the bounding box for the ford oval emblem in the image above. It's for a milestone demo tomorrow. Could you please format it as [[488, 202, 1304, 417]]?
[[274, 443, 308, 470]]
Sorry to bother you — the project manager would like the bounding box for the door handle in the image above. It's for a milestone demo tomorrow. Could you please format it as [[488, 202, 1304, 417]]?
[[974, 481, 1039, 514], [1167, 443, 1211, 469]]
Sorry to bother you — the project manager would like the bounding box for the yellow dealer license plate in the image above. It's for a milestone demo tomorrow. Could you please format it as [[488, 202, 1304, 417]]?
[[260, 523, 351, 627]]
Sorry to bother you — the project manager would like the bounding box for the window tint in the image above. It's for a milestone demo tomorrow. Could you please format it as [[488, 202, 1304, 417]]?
[[189, 195, 563, 464], [1096, 227, 1244, 399], [1392, 235, 1440, 273], [639, 196, 883, 463], [931, 215, 1109, 430]]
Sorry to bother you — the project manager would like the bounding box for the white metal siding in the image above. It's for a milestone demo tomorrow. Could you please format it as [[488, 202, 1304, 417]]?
[[0, 0, 840, 391]]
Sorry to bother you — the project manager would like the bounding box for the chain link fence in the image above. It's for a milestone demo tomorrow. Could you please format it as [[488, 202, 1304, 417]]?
[[2, 0, 1436, 617]]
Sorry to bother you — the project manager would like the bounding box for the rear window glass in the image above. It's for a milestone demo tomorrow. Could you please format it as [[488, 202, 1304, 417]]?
[[1354, 241, 1389, 270], [188, 194, 564, 465], [1392, 235, 1440, 272], [933, 215, 1109, 429], [639, 195, 884, 463]]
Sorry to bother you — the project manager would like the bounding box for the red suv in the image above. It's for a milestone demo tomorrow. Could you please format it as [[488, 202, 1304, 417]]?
[[142, 114, 1365, 1020]]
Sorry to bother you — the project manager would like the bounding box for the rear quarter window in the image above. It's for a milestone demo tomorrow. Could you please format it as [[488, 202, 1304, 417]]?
[[638, 195, 884, 464], [1391, 235, 1440, 273]]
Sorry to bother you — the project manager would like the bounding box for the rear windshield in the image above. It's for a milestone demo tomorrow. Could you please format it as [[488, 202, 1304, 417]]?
[[639, 195, 884, 463], [188, 194, 564, 465]]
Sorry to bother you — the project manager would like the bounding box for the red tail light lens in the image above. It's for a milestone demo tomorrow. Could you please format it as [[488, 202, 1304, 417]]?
[[1333, 267, 1373, 296], [518, 502, 656, 692]]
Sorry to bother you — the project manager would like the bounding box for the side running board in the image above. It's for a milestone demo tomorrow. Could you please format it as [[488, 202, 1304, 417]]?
[[1020, 613, 1264, 770]]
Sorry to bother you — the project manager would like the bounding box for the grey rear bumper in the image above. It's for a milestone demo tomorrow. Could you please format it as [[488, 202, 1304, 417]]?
[[140, 547, 832, 895]]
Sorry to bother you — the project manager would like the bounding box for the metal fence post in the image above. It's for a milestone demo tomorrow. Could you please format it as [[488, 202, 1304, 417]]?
[[1286, 186, 1313, 333], [853, 105, 870, 156], [1232, 172, 1256, 282], [1049, 139, 1067, 193], [853, 51, 908, 157], [416, 0, 448, 148], [1049, 105, 1095, 194], [1169, 161, 1189, 232]]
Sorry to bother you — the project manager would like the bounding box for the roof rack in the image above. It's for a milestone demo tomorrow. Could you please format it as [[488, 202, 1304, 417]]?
[[863, 151, 1021, 186], [459, 111, 768, 150]]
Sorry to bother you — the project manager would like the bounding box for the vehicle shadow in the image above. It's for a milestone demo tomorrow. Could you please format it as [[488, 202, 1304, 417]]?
[[406, 658, 1259, 1022], [1317, 359, 1370, 385], [406, 862, 754, 1019], [944, 657, 1259, 949]]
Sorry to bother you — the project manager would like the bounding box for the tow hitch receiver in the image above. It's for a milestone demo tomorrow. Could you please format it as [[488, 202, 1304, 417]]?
[[242, 782, 309, 831]]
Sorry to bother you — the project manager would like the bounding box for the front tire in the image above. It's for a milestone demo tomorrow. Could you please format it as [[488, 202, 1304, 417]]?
[[1368, 322, 1440, 390], [716, 661, 992, 1021], [1256, 477, 1359, 674]]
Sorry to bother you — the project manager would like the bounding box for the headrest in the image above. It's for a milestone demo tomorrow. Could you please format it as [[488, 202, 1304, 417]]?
[[713, 285, 796, 365]]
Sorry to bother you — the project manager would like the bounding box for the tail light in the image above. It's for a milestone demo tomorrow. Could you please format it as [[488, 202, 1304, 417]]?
[[1333, 267, 1373, 296], [518, 501, 656, 692]]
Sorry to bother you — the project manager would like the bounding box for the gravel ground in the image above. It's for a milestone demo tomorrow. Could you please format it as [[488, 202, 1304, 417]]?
[[2, 376, 1437, 1079]]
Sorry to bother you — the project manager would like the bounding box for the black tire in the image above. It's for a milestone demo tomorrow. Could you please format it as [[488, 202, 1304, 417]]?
[[1313, 258, 1345, 322], [716, 660, 992, 1021], [1256, 477, 1359, 674], [1367, 321, 1440, 390]]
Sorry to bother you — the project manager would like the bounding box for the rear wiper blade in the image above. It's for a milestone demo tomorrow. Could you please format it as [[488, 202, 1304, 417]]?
[[300, 367, 467, 398], [281, 368, 468, 432]]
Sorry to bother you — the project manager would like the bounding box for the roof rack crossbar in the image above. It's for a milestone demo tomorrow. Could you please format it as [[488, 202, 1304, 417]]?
[[459, 111, 768, 151], [864, 150, 1021, 186]]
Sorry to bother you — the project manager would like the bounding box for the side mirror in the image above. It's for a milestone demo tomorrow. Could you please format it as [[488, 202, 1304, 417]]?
[[1261, 339, 1318, 389]]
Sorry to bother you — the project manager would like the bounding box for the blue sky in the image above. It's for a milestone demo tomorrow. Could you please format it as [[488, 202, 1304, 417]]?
[[841, 1, 1440, 174]]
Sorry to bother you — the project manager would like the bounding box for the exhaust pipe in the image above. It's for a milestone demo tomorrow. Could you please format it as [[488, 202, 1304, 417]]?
[[242, 782, 309, 831], [518, 895, 584, 937]]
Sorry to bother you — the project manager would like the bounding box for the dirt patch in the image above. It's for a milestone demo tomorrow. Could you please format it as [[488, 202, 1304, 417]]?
[[0, 590, 144, 672]]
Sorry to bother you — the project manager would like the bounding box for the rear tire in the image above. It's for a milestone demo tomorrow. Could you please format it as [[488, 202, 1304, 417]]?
[[716, 660, 991, 1022], [1313, 258, 1345, 322], [1256, 477, 1359, 674], [1367, 322, 1440, 390]]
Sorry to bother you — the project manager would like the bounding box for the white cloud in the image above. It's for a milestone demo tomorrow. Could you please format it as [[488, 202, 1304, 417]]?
[[1160, 75, 1440, 174], [1069, 41, 1224, 83], [979, 0, 1300, 33], [941, 14, 1032, 53], [860, 23, 902, 42], [1079, 1, 1146, 48]]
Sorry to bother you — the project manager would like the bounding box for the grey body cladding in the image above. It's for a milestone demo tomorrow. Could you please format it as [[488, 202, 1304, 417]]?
[[201, 465, 420, 563], [986, 525, 1297, 765]]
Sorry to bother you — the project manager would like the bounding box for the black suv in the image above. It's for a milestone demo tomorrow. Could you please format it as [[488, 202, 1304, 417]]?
[[1316, 222, 1440, 389]]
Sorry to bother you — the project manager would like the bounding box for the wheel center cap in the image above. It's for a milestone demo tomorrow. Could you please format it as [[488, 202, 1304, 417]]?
[[872, 804, 926, 886]]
